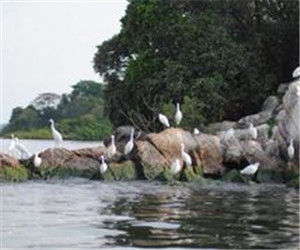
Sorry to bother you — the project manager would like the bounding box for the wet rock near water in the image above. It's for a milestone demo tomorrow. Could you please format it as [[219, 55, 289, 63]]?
[[0, 152, 21, 168], [0, 153, 28, 181]]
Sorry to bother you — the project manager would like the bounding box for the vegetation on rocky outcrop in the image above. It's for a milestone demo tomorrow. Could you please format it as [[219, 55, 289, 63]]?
[[94, 0, 299, 132], [0, 79, 299, 188]]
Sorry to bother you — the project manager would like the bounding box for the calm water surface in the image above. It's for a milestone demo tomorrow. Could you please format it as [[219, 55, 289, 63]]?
[[1, 179, 299, 249], [0, 138, 102, 157]]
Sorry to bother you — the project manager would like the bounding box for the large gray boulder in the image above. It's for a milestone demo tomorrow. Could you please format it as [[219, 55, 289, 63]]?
[[206, 121, 236, 133], [273, 79, 300, 172], [229, 124, 270, 142], [135, 128, 224, 176], [237, 111, 272, 127], [262, 96, 279, 113], [32, 146, 106, 178]]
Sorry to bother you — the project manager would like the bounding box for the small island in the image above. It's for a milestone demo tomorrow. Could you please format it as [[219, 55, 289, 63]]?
[[1, 1, 299, 249]]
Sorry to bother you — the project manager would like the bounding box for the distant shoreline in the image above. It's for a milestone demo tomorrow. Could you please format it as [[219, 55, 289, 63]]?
[[0, 128, 102, 141]]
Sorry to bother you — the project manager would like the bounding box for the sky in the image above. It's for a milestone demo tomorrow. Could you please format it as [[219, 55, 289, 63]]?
[[1, 0, 128, 123]]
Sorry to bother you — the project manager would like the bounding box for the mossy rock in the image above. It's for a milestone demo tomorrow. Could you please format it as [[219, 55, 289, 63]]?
[[38, 166, 95, 179], [96, 161, 136, 181], [286, 177, 299, 189], [0, 166, 29, 182], [256, 169, 285, 183], [221, 169, 246, 183], [284, 170, 299, 182], [181, 167, 203, 182], [154, 170, 180, 182], [143, 164, 166, 181]]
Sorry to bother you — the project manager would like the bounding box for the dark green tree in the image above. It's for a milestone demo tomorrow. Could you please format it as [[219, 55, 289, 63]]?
[[94, 0, 299, 132]]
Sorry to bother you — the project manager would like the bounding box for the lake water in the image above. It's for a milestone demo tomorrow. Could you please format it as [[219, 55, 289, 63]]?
[[0, 140, 299, 249], [0, 138, 102, 157], [1, 179, 299, 249]]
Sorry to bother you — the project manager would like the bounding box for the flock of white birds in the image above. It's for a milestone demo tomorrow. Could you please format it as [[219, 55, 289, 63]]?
[[7, 67, 299, 178]]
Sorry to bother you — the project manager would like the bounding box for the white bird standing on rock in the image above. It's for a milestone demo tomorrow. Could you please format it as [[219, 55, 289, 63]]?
[[15, 138, 32, 158], [33, 153, 42, 168], [158, 113, 170, 128], [287, 139, 294, 161], [170, 158, 181, 174], [292, 66, 300, 78], [124, 128, 135, 155], [99, 155, 108, 174], [240, 162, 260, 176], [174, 103, 183, 126], [193, 128, 200, 135], [249, 123, 257, 140], [107, 135, 116, 158], [49, 119, 63, 147], [181, 143, 192, 167]]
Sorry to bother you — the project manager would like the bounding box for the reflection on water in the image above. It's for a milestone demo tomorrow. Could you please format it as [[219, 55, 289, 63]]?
[[1, 179, 299, 249]]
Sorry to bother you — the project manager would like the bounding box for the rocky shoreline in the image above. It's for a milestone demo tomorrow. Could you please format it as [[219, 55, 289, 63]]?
[[1, 80, 299, 188]]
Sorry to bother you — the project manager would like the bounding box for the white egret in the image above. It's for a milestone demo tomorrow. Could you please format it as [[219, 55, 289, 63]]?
[[107, 135, 117, 158], [240, 162, 260, 175], [224, 128, 235, 144], [33, 153, 42, 168], [158, 113, 170, 128], [292, 66, 300, 78], [49, 119, 63, 147], [170, 158, 181, 174], [181, 143, 192, 167], [15, 138, 32, 158], [174, 103, 183, 126], [124, 128, 135, 155], [99, 155, 108, 174], [193, 128, 200, 135], [249, 123, 257, 140], [8, 134, 16, 153], [287, 139, 294, 161]]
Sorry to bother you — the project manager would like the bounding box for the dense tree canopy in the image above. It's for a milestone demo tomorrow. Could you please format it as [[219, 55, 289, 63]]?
[[94, 0, 299, 132]]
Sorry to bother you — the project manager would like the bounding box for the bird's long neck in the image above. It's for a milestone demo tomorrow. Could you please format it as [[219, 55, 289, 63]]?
[[290, 139, 293, 146], [111, 137, 115, 145], [130, 131, 134, 141], [51, 123, 55, 132], [176, 103, 180, 111], [101, 156, 105, 164]]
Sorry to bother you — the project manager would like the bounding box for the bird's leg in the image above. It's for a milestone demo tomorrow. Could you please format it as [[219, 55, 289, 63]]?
[[240, 174, 248, 183]]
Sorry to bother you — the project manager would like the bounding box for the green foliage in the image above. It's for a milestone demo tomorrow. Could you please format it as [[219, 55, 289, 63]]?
[[2, 80, 112, 140], [70, 80, 104, 99], [94, 0, 299, 131], [267, 117, 277, 137], [59, 115, 112, 140], [4, 106, 41, 132], [6, 116, 112, 140], [8, 128, 52, 139], [0, 166, 29, 182]]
